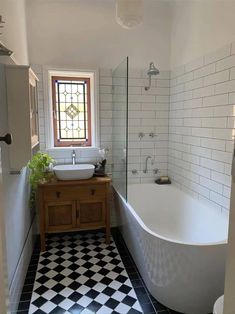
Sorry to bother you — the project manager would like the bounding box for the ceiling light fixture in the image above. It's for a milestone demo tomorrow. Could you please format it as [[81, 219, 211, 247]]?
[[116, 0, 144, 29]]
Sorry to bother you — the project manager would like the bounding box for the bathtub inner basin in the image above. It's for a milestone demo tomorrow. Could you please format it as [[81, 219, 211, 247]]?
[[128, 184, 228, 245]]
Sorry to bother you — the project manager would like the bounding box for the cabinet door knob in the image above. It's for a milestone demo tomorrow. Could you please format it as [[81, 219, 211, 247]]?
[[91, 189, 96, 195], [56, 191, 61, 198], [0, 133, 12, 145]]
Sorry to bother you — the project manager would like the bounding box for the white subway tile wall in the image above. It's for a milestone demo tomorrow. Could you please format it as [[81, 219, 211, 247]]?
[[32, 39, 235, 216], [127, 69, 170, 184], [169, 40, 235, 212]]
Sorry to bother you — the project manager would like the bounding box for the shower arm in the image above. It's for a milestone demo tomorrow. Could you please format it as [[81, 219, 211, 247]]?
[[144, 75, 151, 91]]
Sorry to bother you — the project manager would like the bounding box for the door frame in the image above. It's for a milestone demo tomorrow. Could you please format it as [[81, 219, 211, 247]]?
[[223, 179, 235, 313], [0, 63, 10, 313], [0, 146, 9, 313]]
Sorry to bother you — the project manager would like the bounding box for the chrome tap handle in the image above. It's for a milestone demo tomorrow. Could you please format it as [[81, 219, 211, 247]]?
[[71, 150, 76, 165]]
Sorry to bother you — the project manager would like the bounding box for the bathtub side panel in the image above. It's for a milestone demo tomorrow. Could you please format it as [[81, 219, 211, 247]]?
[[114, 190, 227, 314]]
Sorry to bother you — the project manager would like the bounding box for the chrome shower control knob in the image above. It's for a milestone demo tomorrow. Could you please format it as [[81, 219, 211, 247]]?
[[149, 132, 157, 138], [132, 169, 138, 175]]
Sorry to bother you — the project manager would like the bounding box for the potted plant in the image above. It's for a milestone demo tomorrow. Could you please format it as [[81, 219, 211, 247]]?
[[27, 152, 55, 208]]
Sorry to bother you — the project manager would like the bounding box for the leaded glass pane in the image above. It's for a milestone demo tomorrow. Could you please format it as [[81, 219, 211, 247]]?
[[53, 77, 90, 145]]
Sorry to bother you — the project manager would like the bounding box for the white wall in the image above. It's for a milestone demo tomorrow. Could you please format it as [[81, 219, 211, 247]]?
[[1, 0, 31, 282], [170, 0, 235, 68], [1, 0, 29, 65], [0, 0, 33, 311], [26, 0, 171, 70]]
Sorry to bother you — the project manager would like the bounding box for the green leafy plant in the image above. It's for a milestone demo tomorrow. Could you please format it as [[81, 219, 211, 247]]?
[[28, 152, 55, 208]]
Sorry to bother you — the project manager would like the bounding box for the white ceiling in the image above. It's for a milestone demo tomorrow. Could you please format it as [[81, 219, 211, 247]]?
[[26, 0, 235, 69], [26, 0, 172, 69]]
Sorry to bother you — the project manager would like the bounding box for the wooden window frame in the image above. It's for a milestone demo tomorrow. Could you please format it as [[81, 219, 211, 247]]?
[[51, 76, 92, 147]]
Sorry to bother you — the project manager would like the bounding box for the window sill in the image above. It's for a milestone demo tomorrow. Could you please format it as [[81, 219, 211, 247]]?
[[47, 146, 98, 150]]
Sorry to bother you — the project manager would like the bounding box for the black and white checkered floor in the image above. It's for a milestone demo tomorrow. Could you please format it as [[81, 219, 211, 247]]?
[[28, 232, 142, 314], [17, 229, 182, 314]]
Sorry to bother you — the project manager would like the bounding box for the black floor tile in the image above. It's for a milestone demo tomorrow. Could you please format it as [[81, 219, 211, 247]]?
[[129, 272, 141, 280], [27, 264, 38, 272], [17, 300, 30, 311], [141, 301, 157, 313], [105, 297, 120, 309], [134, 287, 152, 304], [131, 278, 144, 288], [50, 307, 65, 314], [125, 265, 138, 273], [19, 292, 32, 302], [152, 300, 168, 311], [24, 276, 36, 285], [168, 310, 193, 314], [87, 300, 103, 312], [21, 284, 34, 294], [69, 303, 85, 314]]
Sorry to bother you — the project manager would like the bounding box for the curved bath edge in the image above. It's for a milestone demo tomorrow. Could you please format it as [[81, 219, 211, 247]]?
[[113, 184, 228, 314]]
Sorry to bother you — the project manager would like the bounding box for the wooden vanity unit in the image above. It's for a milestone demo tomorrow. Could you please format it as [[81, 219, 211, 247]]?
[[38, 177, 111, 251]]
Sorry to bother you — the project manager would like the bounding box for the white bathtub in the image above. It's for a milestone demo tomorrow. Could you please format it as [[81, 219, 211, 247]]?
[[114, 184, 229, 314]]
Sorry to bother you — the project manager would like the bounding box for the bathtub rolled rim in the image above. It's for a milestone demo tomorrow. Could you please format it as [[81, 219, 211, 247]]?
[[115, 188, 228, 247]]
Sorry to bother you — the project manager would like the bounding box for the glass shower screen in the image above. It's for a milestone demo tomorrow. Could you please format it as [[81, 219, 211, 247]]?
[[112, 57, 128, 201]]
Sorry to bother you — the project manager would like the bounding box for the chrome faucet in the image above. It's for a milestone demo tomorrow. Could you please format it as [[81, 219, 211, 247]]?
[[72, 150, 76, 165], [143, 156, 152, 173]]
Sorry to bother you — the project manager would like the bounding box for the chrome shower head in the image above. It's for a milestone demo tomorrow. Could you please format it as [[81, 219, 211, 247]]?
[[145, 62, 160, 91], [147, 62, 160, 76]]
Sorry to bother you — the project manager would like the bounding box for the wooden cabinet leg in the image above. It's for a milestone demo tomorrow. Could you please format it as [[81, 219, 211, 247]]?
[[105, 184, 111, 245], [38, 188, 46, 252]]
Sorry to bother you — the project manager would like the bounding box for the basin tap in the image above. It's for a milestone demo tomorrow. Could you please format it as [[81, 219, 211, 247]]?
[[143, 156, 152, 173], [72, 150, 76, 165]]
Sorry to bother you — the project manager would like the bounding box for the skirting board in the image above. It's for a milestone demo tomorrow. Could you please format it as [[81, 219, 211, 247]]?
[[9, 216, 37, 313]]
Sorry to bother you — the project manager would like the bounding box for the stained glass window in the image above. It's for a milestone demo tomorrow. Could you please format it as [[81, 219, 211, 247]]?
[[52, 76, 91, 146]]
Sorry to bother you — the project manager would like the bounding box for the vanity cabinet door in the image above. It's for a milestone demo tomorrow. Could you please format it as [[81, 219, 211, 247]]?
[[5, 65, 39, 172], [45, 201, 76, 232], [29, 75, 39, 148], [77, 199, 106, 229]]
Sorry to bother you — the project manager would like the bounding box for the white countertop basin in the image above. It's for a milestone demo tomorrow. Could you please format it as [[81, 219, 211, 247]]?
[[53, 164, 95, 180]]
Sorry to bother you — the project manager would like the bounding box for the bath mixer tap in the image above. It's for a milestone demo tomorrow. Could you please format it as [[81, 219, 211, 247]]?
[[143, 156, 152, 173], [72, 150, 76, 165]]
